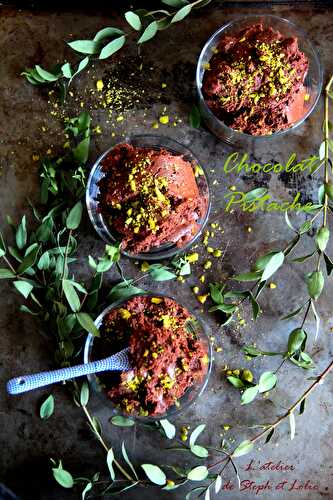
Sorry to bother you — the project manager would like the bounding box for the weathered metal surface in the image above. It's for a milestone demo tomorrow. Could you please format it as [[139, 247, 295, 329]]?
[[0, 2, 333, 499]]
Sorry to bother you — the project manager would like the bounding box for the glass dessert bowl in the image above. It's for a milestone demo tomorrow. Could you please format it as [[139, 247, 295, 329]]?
[[83, 293, 213, 420], [196, 15, 323, 147], [86, 135, 211, 260]]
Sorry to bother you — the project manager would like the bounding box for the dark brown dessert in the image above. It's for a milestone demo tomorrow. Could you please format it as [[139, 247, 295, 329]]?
[[97, 143, 208, 254], [93, 295, 209, 416], [202, 23, 309, 135]]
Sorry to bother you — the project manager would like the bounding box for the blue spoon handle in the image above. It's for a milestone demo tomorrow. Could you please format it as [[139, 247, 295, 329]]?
[[6, 348, 130, 395]]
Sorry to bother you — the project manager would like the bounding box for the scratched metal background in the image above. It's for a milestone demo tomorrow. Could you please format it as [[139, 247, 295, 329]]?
[[0, 1, 333, 499]]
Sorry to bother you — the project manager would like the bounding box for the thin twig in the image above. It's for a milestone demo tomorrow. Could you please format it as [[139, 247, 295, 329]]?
[[81, 405, 135, 483]]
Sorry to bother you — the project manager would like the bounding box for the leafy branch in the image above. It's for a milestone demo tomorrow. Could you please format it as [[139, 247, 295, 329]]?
[[22, 0, 211, 98]]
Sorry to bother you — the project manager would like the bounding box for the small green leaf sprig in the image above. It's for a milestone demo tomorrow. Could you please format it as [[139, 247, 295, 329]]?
[[207, 78, 333, 370], [22, 0, 211, 96]]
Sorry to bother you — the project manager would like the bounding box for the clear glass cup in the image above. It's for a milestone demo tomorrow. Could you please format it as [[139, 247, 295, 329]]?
[[196, 15, 323, 147], [86, 134, 211, 260], [83, 292, 213, 421]]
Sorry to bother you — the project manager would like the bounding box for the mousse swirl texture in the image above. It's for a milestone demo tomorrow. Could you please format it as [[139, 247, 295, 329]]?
[[97, 143, 207, 254], [93, 295, 208, 416], [202, 23, 309, 135]]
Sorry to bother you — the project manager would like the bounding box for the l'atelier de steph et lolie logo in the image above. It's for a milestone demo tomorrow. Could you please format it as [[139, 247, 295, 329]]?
[[219, 152, 321, 213]]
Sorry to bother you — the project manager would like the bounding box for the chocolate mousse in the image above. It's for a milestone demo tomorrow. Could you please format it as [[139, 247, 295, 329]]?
[[93, 295, 209, 416], [97, 143, 208, 254], [202, 23, 309, 135]]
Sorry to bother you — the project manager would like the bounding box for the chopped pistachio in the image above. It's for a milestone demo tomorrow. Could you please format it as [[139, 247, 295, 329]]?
[[197, 294, 208, 304], [186, 252, 199, 263], [96, 79, 104, 91], [159, 115, 169, 124]]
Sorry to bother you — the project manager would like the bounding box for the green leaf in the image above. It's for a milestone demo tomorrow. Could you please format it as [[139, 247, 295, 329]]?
[[233, 271, 261, 282], [209, 303, 236, 314], [287, 328, 306, 354], [40, 394, 54, 419], [250, 293, 260, 320], [316, 226, 329, 252], [289, 412, 295, 440], [82, 482, 93, 500], [233, 439, 254, 458], [291, 251, 315, 263], [285, 211, 297, 233], [244, 187, 267, 202], [189, 104, 201, 128], [63, 279, 81, 312], [324, 253, 333, 276], [187, 465, 208, 481], [17, 244, 40, 274], [0, 268, 15, 279], [16, 215, 27, 249], [299, 398, 306, 415], [209, 282, 224, 304], [310, 300, 320, 341], [110, 415, 135, 427], [61, 62, 72, 79], [162, 0, 186, 6], [107, 281, 144, 302], [215, 475, 222, 494], [189, 424, 205, 447], [260, 251, 284, 282], [227, 376, 245, 389], [281, 303, 305, 320], [138, 21, 158, 44], [66, 201, 83, 230], [37, 251, 50, 270], [73, 137, 90, 163], [71, 281, 87, 294], [122, 442, 138, 480], [20, 304, 38, 315], [72, 56, 90, 78], [324, 181, 333, 201], [93, 27, 124, 42], [306, 271, 324, 300], [52, 467, 74, 488], [159, 419, 176, 439], [92, 416, 102, 435], [241, 386, 259, 405], [0, 231, 6, 256], [190, 445, 209, 458], [35, 65, 59, 82], [319, 141, 325, 160], [141, 464, 166, 485], [265, 428, 275, 444], [148, 264, 176, 281], [242, 345, 262, 358], [76, 312, 100, 337], [299, 220, 312, 234], [99, 35, 126, 60], [67, 39, 100, 55], [186, 488, 206, 500], [171, 4, 192, 23], [80, 382, 89, 407], [14, 280, 33, 299], [258, 372, 277, 393], [107, 448, 115, 480], [125, 11, 142, 30]]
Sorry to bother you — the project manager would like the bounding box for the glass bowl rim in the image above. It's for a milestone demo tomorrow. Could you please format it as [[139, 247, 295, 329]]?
[[196, 14, 324, 140], [83, 291, 214, 421], [85, 133, 212, 261]]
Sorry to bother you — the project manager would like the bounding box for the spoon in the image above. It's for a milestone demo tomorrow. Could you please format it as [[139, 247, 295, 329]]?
[[6, 348, 131, 395]]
